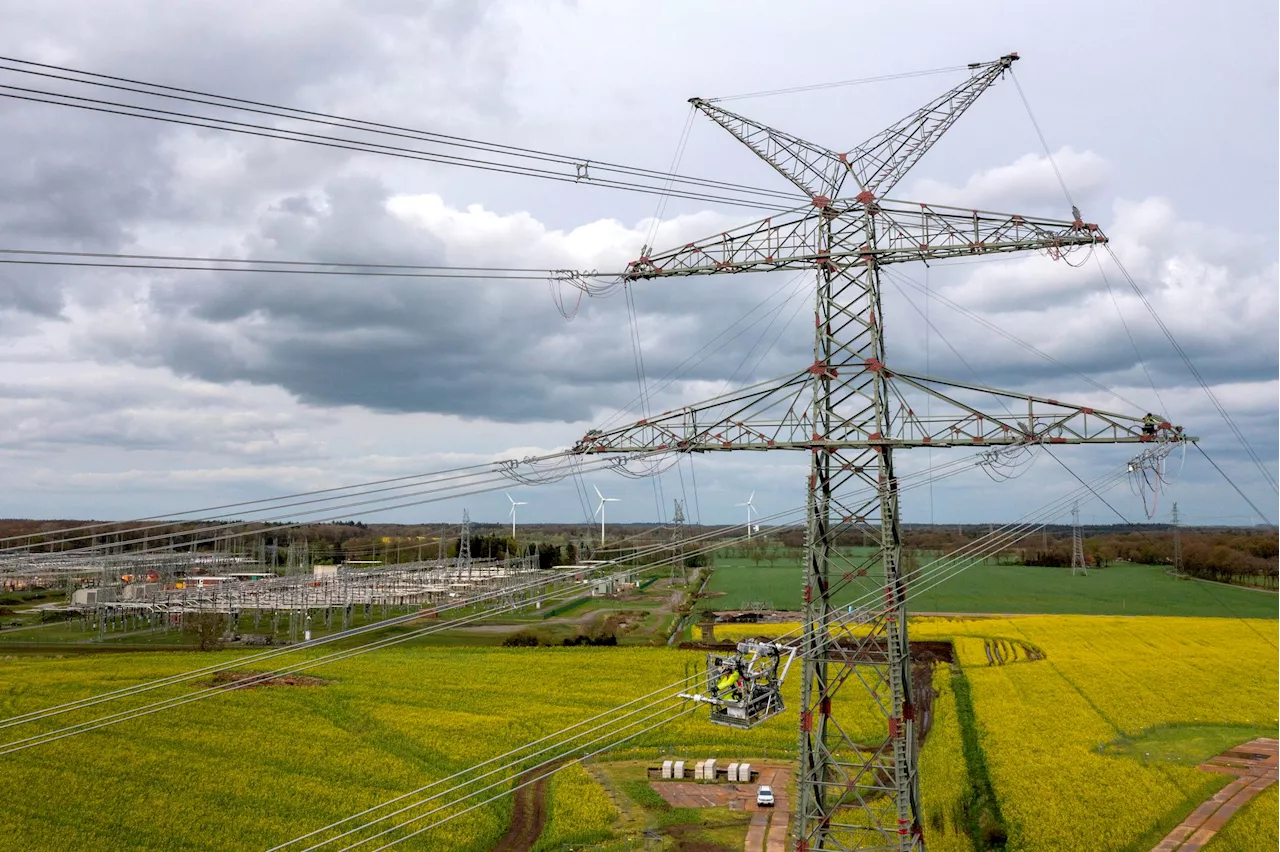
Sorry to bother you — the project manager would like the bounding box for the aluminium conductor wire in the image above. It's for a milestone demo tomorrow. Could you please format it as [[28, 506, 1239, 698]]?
[[0, 57, 805, 205], [0, 557, 675, 756], [0, 455, 518, 549], [0, 529, 768, 758], [280, 679, 703, 851], [351, 706, 702, 852], [6, 450, 637, 558], [0, 86, 795, 214], [3, 449, 1030, 731], [269, 674, 703, 850], [297, 462, 1137, 850], [0, 516, 806, 740], [2, 459, 988, 740]]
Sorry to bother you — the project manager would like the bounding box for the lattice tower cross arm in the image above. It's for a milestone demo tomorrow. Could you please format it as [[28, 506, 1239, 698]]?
[[686, 53, 1019, 203]]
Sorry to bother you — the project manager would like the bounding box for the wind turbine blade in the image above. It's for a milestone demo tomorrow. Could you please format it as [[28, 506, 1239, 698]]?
[[506, 492, 515, 505], [594, 502, 603, 517], [748, 490, 755, 504], [593, 484, 603, 501]]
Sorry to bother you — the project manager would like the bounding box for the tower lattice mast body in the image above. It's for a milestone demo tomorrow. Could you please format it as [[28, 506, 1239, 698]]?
[[572, 53, 1190, 851], [1071, 502, 1087, 575]]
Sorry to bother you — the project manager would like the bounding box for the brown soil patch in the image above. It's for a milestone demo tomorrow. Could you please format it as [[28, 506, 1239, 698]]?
[[207, 671, 330, 689], [665, 823, 742, 852], [493, 759, 569, 852]]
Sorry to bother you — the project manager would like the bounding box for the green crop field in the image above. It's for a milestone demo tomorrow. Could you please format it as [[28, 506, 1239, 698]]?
[[704, 556, 1279, 618]]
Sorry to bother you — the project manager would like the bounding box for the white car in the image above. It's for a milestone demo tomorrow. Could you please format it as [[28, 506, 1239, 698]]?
[[756, 785, 775, 807]]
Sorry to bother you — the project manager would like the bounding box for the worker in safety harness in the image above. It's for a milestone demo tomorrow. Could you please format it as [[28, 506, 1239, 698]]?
[[715, 664, 743, 702], [1142, 413, 1160, 436]]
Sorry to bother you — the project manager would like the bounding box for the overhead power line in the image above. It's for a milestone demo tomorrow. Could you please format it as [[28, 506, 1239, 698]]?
[[706, 64, 970, 102], [277, 462, 1134, 851], [0, 248, 621, 281], [1103, 245, 1278, 497], [0, 56, 807, 212]]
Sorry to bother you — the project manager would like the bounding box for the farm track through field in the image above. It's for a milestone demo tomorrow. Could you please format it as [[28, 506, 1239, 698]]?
[[493, 758, 570, 852], [1151, 737, 1278, 852]]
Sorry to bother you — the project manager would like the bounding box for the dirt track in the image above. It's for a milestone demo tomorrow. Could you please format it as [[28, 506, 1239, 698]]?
[[1151, 737, 1277, 852], [492, 760, 568, 852]]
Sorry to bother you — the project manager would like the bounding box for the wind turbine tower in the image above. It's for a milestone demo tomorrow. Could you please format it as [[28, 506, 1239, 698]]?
[[735, 491, 758, 539], [506, 493, 528, 539], [593, 485, 620, 545]]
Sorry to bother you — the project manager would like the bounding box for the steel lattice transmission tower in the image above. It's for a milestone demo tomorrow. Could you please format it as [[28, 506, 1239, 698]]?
[[1070, 502, 1087, 576], [572, 52, 1191, 851], [1171, 502, 1182, 574], [672, 499, 687, 581], [457, 509, 472, 581]]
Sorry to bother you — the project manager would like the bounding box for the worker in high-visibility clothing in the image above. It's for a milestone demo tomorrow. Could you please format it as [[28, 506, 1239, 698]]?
[[1142, 413, 1160, 436], [716, 667, 743, 701]]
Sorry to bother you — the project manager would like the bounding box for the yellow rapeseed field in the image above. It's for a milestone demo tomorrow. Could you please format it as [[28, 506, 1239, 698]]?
[[0, 615, 1274, 850], [0, 646, 807, 851], [717, 614, 1277, 850], [917, 667, 970, 852], [532, 763, 617, 851]]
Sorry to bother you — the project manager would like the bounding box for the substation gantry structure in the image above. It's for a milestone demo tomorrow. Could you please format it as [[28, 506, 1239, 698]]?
[[572, 53, 1192, 850]]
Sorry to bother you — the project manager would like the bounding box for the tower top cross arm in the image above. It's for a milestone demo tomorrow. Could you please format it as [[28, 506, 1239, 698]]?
[[622, 200, 1103, 280], [688, 52, 1020, 206]]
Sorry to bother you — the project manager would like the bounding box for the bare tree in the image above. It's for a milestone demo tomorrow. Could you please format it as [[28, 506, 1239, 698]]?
[[184, 612, 228, 651]]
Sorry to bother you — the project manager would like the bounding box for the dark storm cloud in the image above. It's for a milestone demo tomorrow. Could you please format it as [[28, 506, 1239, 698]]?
[[79, 174, 790, 423], [0, 0, 514, 287]]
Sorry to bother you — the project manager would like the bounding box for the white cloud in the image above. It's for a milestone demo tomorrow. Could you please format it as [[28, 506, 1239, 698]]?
[[909, 147, 1109, 213]]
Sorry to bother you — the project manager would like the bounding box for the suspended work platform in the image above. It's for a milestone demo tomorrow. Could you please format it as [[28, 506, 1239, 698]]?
[[681, 641, 796, 730]]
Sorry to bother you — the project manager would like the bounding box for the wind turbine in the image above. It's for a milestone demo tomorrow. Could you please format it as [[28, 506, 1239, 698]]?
[[506, 493, 528, 538], [735, 491, 757, 538], [593, 485, 620, 545]]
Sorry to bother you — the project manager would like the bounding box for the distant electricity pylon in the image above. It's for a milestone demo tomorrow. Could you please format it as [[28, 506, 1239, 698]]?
[[457, 509, 472, 581], [570, 52, 1192, 850], [1070, 502, 1087, 576], [1171, 502, 1182, 574], [671, 499, 686, 581]]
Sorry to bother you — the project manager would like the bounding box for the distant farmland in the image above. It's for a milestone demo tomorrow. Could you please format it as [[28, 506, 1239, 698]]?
[[703, 555, 1279, 617]]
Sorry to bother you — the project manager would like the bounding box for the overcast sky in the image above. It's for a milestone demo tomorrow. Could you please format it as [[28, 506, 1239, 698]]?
[[0, 0, 1275, 530]]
